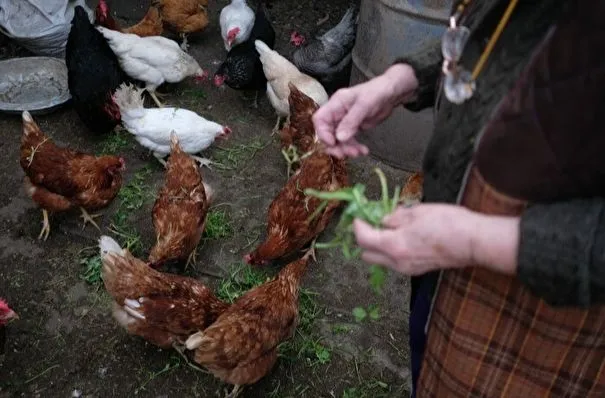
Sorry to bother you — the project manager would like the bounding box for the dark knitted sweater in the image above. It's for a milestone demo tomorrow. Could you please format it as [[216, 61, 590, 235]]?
[[396, 0, 605, 307]]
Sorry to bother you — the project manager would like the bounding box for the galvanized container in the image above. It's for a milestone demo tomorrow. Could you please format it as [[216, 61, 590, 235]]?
[[351, 0, 451, 171]]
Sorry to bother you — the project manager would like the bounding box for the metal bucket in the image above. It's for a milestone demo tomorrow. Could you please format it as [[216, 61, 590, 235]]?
[[351, 0, 451, 171]]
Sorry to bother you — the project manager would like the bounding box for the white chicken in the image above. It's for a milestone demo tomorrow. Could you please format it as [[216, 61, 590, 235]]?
[[96, 27, 208, 107], [220, 0, 255, 51], [255, 39, 329, 134], [113, 83, 230, 167]]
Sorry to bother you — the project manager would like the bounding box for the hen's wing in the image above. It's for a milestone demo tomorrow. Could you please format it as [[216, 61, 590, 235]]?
[[100, 236, 228, 347]]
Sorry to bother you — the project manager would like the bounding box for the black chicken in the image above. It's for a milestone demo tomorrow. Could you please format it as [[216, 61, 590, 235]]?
[[213, 1, 275, 108], [65, 6, 131, 134], [291, 6, 358, 92]]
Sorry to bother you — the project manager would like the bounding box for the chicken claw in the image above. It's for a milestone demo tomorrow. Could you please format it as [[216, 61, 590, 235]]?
[[304, 238, 318, 263], [79, 207, 101, 231], [191, 156, 213, 169], [225, 385, 243, 398], [271, 115, 282, 136], [38, 209, 51, 241], [186, 246, 198, 268], [171, 341, 209, 373]]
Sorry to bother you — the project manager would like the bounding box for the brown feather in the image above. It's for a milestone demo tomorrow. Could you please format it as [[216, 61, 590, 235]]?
[[102, 245, 229, 348], [149, 135, 210, 267], [19, 112, 124, 213], [187, 252, 311, 386], [247, 88, 348, 265]]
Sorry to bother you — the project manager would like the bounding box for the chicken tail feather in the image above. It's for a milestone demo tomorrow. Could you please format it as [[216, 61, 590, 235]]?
[[113, 83, 145, 114], [185, 331, 206, 350], [99, 235, 123, 257]]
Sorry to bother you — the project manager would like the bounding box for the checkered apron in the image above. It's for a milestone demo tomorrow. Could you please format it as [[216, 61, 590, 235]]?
[[417, 167, 605, 397]]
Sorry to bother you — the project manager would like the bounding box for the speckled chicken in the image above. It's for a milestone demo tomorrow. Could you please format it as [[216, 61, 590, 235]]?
[[100, 235, 229, 349], [19, 111, 125, 240], [148, 133, 212, 269], [245, 139, 348, 266], [185, 250, 313, 398], [280, 83, 319, 152], [292, 6, 358, 86]]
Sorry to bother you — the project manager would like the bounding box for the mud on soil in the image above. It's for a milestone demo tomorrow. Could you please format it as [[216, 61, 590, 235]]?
[[0, 0, 413, 397]]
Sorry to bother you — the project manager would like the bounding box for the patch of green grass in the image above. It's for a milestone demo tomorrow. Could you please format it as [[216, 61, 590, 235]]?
[[98, 129, 132, 155], [203, 209, 234, 240], [216, 262, 270, 303], [80, 166, 154, 286], [211, 137, 270, 171], [181, 88, 207, 99], [80, 254, 103, 285], [342, 380, 390, 398], [216, 263, 332, 368], [332, 324, 351, 334], [134, 355, 182, 395], [278, 289, 331, 367]]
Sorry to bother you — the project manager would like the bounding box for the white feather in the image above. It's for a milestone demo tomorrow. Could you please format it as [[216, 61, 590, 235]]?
[[99, 235, 123, 258], [113, 84, 227, 157], [220, 0, 255, 51], [255, 40, 329, 117], [96, 27, 204, 91]]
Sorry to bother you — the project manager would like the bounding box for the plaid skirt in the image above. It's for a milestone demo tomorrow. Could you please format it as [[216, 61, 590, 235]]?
[[416, 166, 605, 397]]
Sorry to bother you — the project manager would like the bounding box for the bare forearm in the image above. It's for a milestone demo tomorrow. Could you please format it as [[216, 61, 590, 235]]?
[[470, 213, 521, 275]]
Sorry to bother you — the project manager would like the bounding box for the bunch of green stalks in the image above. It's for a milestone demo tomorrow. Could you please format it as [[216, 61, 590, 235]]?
[[305, 168, 403, 321]]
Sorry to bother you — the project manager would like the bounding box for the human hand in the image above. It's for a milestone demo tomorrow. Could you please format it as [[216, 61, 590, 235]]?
[[353, 204, 521, 276], [312, 63, 418, 159]]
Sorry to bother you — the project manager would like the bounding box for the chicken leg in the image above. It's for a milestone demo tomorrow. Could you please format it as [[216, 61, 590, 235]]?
[[225, 385, 243, 398], [153, 152, 168, 167], [180, 33, 189, 52], [38, 209, 51, 241], [271, 115, 282, 136], [147, 89, 165, 108], [171, 341, 209, 373], [80, 207, 101, 231]]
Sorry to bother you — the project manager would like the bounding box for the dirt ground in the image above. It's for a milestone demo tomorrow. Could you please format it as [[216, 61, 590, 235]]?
[[0, 0, 415, 397]]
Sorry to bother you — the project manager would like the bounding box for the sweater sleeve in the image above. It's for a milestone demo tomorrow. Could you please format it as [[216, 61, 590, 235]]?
[[393, 39, 442, 112], [516, 198, 605, 308]]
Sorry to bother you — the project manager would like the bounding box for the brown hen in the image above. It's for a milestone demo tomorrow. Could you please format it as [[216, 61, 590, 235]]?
[[154, 0, 209, 51], [185, 249, 313, 397], [279, 83, 318, 152], [245, 143, 348, 266], [400, 171, 424, 205], [149, 133, 211, 269], [95, 0, 163, 37], [279, 83, 319, 176], [100, 235, 229, 349], [19, 111, 125, 240]]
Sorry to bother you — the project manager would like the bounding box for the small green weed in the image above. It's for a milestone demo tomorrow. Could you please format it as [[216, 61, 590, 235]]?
[[80, 166, 153, 286], [99, 129, 131, 155], [203, 209, 234, 240], [305, 168, 401, 321], [216, 262, 270, 303], [212, 137, 270, 171], [80, 255, 103, 285]]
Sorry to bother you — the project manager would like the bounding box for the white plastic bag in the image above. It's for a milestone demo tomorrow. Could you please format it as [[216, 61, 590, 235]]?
[[0, 0, 94, 58]]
